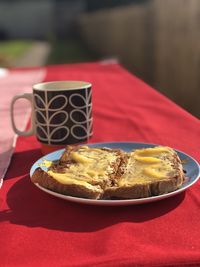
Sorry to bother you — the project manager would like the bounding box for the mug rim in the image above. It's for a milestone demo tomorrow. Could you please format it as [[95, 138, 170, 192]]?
[[33, 81, 92, 91]]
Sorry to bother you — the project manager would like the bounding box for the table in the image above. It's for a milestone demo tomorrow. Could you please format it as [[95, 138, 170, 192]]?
[[1, 62, 200, 267]]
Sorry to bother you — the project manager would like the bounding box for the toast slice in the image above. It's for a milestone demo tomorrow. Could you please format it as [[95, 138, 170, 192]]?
[[31, 145, 125, 199], [31, 145, 185, 200], [104, 146, 185, 199]]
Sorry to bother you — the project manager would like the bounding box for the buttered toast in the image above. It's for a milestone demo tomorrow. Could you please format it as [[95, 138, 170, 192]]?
[[31, 145, 185, 199], [104, 146, 184, 199], [31, 145, 125, 199]]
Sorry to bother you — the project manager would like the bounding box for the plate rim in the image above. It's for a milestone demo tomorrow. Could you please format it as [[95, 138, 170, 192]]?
[[30, 141, 200, 206]]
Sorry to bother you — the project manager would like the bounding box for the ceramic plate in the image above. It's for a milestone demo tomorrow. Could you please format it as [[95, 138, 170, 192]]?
[[30, 142, 200, 206]]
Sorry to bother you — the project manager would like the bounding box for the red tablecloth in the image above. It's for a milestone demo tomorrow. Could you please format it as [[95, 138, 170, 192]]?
[[1, 63, 200, 267]]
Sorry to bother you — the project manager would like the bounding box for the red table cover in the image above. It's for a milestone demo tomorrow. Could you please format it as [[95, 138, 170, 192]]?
[[1, 63, 200, 267]]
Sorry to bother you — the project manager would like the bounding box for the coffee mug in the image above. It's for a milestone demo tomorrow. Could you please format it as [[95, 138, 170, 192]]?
[[11, 81, 93, 153]]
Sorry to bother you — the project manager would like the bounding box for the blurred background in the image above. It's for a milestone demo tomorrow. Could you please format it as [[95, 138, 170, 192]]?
[[0, 0, 199, 118]]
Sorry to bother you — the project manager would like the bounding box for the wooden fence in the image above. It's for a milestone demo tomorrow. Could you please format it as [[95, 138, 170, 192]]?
[[79, 0, 200, 118]]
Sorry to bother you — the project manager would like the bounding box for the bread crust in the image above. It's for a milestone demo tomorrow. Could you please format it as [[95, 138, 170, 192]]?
[[104, 176, 184, 199], [31, 168, 103, 199]]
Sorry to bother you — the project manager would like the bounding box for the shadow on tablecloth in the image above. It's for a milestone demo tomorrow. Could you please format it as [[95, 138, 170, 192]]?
[[1, 173, 185, 232], [4, 148, 42, 180]]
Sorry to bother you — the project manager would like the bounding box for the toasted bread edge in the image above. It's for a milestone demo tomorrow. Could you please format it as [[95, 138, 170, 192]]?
[[31, 168, 103, 200]]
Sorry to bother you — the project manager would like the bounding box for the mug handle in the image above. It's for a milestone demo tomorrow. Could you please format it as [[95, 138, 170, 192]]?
[[10, 93, 34, 136]]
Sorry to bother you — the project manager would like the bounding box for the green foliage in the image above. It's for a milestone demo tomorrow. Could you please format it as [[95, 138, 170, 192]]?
[[46, 39, 98, 65]]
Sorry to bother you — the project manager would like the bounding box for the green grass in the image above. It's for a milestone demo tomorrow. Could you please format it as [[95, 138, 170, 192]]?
[[46, 39, 98, 65], [0, 40, 33, 58], [0, 40, 33, 67], [0, 39, 98, 67]]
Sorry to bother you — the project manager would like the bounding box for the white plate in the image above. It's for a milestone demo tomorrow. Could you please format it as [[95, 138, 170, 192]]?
[[30, 142, 200, 206]]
